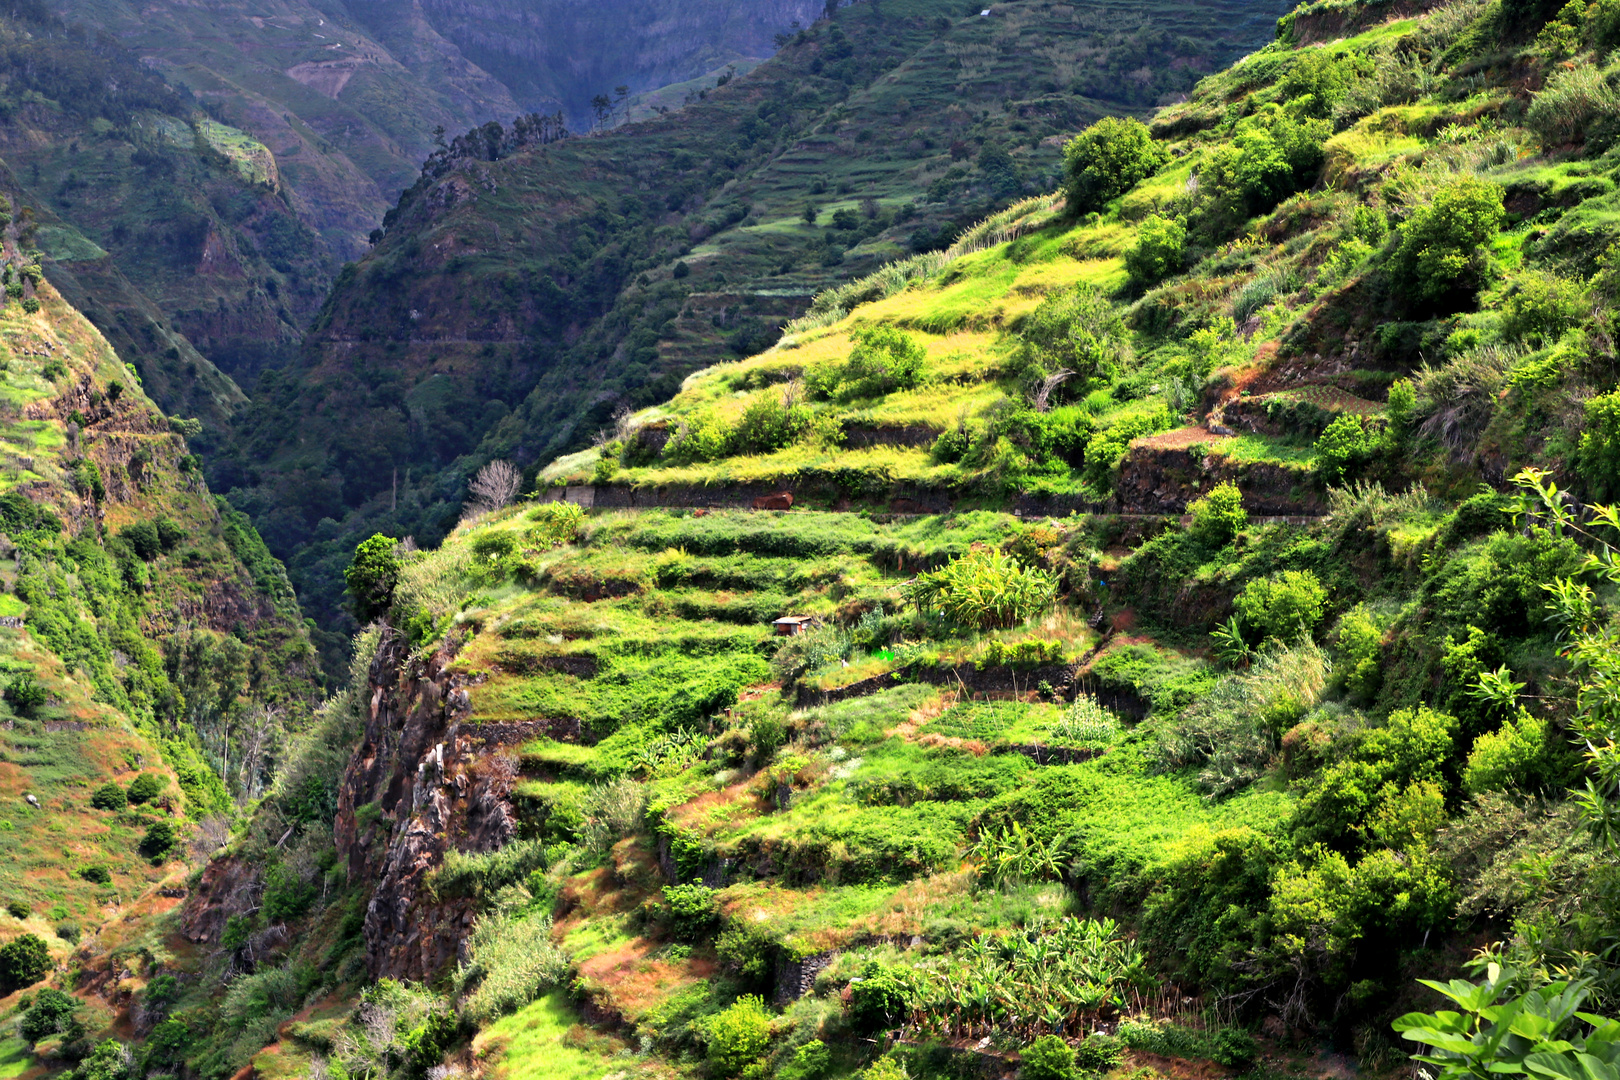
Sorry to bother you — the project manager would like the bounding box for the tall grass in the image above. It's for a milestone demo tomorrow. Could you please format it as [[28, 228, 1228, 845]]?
[[1414, 343, 1521, 449], [454, 912, 571, 1023], [1526, 62, 1620, 149]]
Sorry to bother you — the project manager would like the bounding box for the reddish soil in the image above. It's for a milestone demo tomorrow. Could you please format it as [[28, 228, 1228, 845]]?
[[1132, 425, 1235, 451]]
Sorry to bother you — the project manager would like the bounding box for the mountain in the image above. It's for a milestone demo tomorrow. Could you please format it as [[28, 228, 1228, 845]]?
[[0, 182, 319, 1038], [214, 0, 1294, 661]]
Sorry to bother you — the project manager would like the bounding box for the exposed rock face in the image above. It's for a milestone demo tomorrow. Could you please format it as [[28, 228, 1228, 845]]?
[[331, 629, 526, 981]]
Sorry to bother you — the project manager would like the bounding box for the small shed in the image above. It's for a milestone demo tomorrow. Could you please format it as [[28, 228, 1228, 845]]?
[[773, 615, 818, 637]]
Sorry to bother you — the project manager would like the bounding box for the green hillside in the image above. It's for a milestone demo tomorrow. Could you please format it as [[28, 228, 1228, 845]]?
[[8, 4, 1620, 1080], [213, 0, 1294, 662]]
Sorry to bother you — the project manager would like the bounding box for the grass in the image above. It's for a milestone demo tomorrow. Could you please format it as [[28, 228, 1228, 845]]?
[[0, 1037, 30, 1080], [474, 993, 622, 1080]]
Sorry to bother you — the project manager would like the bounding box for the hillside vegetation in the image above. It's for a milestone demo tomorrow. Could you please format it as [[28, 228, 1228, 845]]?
[[10, 3, 1620, 1080], [214, 0, 1293, 662]]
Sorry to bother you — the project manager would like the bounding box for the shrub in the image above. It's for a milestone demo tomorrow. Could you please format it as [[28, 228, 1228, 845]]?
[[848, 960, 909, 1032], [1390, 177, 1505, 305], [1464, 710, 1558, 795], [1314, 414, 1375, 485], [662, 884, 719, 941], [1126, 214, 1186, 286], [75, 1039, 133, 1080], [528, 501, 584, 547], [781, 1039, 831, 1080], [5, 899, 27, 918], [121, 521, 162, 560], [1019, 284, 1131, 393], [1022, 1034, 1076, 1080], [55, 922, 79, 944], [345, 534, 402, 622], [453, 913, 570, 1022], [902, 549, 1057, 629], [1211, 1028, 1259, 1068], [705, 994, 771, 1077], [1188, 482, 1246, 546], [4, 673, 46, 718], [1234, 570, 1328, 642], [0, 932, 50, 993], [126, 772, 165, 805], [1063, 116, 1169, 214], [1501, 270, 1587, 342], [90, 783, 127, 811], [1334, 604, 1383, 702], [1074, 1033, 1124, 1072], [1575, 389, 1620, 499], [820, 325, 927, 400], [79, 866, 112, 885], [139, 821, 177, 860], [260, 862, 316, 923], [20, 987, 78, 1041]]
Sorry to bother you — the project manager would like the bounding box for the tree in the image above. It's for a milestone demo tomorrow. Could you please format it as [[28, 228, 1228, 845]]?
[[90, 783, 126, 810], [345, 534, 402, 623], [0, 932, 50, 994], [1126, 214, 1185, 286], [1062, 116, 1170, 214], [1390, 176, 1505, 305], [465, 459, 521, 517], [848, 959, 909, 1032]]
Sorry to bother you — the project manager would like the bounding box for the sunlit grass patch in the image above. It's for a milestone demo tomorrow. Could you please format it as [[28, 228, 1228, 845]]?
[[474, 992, 621, 1080]]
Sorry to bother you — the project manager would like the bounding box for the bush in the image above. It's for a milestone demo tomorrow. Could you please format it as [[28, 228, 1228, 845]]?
[[1389, 177, 1504, 305], [528, 501, 584, 547], [1234, 570, 1328, 642], [1526, 62, 1620, 149], [662, 883, 719, 941], [139, 821, 177, 860], [1501, 270, 1587, 342], [20, 987, 78, 1041], [4, 673, 47, 718], [1464, 710, 1562, 795], [345, 534, 402, 622], [848, 960, 908, 1033], [126, 773, 164, 805], [1074, 1033, 1124, 1072], [1126, 214, 1186, 285], [1063, 116, 1170, 214], [1188, 482, 1246, 546], [902, 549, 1057, 629], [90, 783, 127, 810], [55, 921, 79, 944], [1022, 1034, 1076, 1080], [5, 899, 27, 918], [0, 932, 50, 994], [1576, 389, 1620, 499], [74, 1039, 133, 1080], [815, 325, 927, 401], [79, 866, 112, 885], [1334, 604, 1383, 702], [705, 994, 771, 1077], [121, 522, 162, 561], [1018, 284, 1131, 394], [1211, 1028, 1259, 1068], [1314, 414, 1375, 485], [781, 1040, 831, 1080]]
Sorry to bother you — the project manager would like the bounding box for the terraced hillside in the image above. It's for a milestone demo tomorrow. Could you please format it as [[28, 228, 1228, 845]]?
[[216, 0, 1294, 652]]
